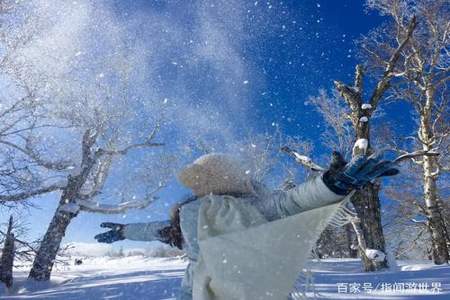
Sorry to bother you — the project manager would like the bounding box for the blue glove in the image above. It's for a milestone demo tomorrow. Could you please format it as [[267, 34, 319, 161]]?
[[94, 222, 125, 243], [323, 151, 399, 195]]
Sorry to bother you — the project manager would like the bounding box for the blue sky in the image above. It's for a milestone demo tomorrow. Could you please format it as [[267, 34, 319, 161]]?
[[0, 0, 415, 248]]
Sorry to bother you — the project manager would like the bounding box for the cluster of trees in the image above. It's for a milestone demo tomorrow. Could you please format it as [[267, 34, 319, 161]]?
[[267, 0, 449, 273], [305, 0, 449, 270], [0, 0, 448, 289]]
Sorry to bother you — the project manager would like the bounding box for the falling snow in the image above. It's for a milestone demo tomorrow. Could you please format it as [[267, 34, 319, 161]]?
[[0, 0, 445, 298]]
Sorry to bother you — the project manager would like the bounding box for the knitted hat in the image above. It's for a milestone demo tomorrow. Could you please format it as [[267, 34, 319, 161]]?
[[178, 153, 254, 197]]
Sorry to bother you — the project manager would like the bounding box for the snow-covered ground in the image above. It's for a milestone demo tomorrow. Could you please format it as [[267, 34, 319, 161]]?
[[1, 256, 449, 299], [295, 259, 450, 299], [2, 256, 187, 300]]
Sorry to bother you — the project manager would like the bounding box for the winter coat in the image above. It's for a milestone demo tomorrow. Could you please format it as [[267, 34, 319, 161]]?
[[122, 174, 344, 300]]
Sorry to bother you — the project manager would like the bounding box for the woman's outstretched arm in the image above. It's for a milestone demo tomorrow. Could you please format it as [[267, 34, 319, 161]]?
[[260, 152, 399, 220], [95, 221, 171, 243]]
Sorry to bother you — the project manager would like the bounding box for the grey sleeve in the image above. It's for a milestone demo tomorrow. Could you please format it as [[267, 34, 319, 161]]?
[[179, 200, 201, 260], [260, 175, 344, 220], [122, 220, 171, 242]]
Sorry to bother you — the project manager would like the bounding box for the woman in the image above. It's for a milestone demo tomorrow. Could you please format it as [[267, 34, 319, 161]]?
[[95, 152, 398, 300]]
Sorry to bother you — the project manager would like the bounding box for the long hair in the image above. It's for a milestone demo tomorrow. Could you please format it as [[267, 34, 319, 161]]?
[[158, 195, 197, 250]]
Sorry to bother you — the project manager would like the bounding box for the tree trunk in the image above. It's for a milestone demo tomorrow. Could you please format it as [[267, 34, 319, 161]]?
[[419, 90, 449, 265], [28, 204, 76, 281], [29, 179, 80, 281], [422, 153, 449, 264], [351, 184, 387, 271], [351, 116, 388, 271], [334, 64, 393, 271], [0, 216, 15, 288], [29, 130, 99, 280]]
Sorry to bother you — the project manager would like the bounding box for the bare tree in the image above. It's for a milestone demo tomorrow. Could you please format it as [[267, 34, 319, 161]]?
[[0, 1, 176, 281], [0, 226, 39, 266], [28, 126, 166, 281], [364, 0, 449, 264], [305, 13, 417, 271], [383, 165, 432, 260], [0, 216, 14, 289], [0, 216, 76, 271], [306, 89, 354, 157]]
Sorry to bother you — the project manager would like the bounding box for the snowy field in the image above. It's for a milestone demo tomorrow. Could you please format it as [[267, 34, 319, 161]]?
[[2, 256, 185, 300], [1, 255, 449, 300], [297, 259, 450, 300]]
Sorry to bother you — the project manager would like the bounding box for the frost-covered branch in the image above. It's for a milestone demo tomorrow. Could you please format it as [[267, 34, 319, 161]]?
[[354, 65, 364, 92], [306, 89, 354, 154], [411, 218, 427, 225], [100, 141, 164, 156], [76, 187, 162, 214], [333, 79, 361, 112], [77, 155, 113, 200], [280, 146, 325, 172], [368, 16, 417, 109], [393, 149, 440, 163], [0, 182, 65, 203], [334, 16, 416, 127], [98, 123, 164, 156], [0, 139, 74, 171]]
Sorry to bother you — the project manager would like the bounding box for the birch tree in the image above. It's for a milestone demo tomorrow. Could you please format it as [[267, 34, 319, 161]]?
[[364, 0, 449, 264], [383, 165, 433, 260]]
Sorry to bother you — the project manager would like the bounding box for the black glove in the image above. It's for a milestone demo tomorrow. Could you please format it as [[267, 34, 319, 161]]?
[[323, 151, 399, 195], [94, 222, 125, 244]]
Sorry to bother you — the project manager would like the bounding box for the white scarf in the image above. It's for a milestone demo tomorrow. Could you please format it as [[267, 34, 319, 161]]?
[[193, 194, 348, 300]]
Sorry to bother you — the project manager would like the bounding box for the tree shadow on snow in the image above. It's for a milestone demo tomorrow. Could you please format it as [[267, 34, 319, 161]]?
[[2, 268, 185, 300]]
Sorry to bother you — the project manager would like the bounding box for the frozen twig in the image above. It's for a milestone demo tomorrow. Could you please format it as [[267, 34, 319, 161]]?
[[78, 197, 155, 214], [280, 146, 325, 172], [77, 186, 163, 214], [0, 181, 66, 203], [393, 150, 439, 164]]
